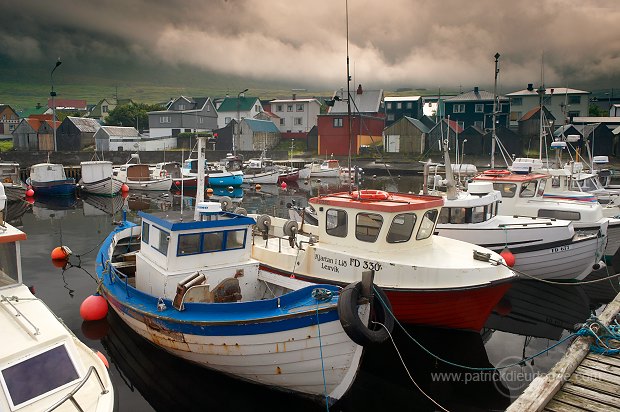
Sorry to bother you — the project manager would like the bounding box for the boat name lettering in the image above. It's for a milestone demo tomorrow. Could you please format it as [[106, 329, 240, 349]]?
[[315, 253, 348, 269], [349, 258, 382, 272], [551, 245, 570, 253]]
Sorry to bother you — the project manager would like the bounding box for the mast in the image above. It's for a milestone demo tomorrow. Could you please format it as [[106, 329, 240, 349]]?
[[345, 0, 353, 194], [537, 53, 546, 161], [491, 52, 500, 169], [194, 134, 206, 220]]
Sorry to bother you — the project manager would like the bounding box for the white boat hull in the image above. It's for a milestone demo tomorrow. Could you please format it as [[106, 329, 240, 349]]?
[[79, 177, 124, 196], [245, 170, 280, 184], [122, 178, 173, 191]]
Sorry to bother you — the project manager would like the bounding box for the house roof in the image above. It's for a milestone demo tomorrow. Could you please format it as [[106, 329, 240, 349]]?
[[506, 87, 590, 96], [403, 116, 430, 133], [430, 118, 464, 134], [576, 123, 603, 138], [254, 111, 279, 120], [17, 106, 47, 118], [270, 98, 321, 104], [67, 116, 101, 132], [48, 99, 88, 110], [217, 97, 260, 112], [385, 96, 421, 102], [446, 89, 508, 102], [152, 96, 210, 114], [97, 126, 140, 137], [328, 86, 383, 114], [554, 124, 581, 137], [243, 119, 279, 133], [519, 106, 556, 122]]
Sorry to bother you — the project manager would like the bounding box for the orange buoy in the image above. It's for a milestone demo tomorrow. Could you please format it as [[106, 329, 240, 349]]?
[[206, 188, 214, 196], [25, 188, 34, 197], [175, 181, 181, 187], [81, 319, 110, 340], [96, 351, 109, 368], [51, 259, 68, 269], [500, 248, 515, 267], [255, 184, 262, 191], [121, 184, 129, 193], [51, 246, 71, 261], [280, 182, 287, 189], [80, 294, 108, 321]]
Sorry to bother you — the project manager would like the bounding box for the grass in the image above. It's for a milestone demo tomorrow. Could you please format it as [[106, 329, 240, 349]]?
[[0, 141, 13, 152]]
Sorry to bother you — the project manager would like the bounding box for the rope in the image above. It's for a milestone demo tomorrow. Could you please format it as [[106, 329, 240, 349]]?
[[574, 317, 620, 355], [315, 301, 329, 411]]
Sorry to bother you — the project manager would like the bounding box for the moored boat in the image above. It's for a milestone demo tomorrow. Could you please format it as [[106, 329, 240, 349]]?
[[0, 162, 26, 201], [79, 160, 123, 196], [96, 201, 389, 404], [252, 189, 517, 331], [113, 154, 172, 191], [27, 163, 76, 196]]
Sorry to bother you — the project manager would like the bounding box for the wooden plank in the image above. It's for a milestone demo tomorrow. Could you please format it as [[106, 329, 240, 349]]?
[[574, 365, 620, 385], [569, 373, 620, 397], [587, 353, 620, 369], [561, 382, 620, 410], [544, 398, 592, 411], [553, 390, 619, 412], [580, 358, 620, 377], [507, 291, 620, 412]]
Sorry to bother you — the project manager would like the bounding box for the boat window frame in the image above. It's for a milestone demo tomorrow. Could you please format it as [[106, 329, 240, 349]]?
[[176, 229, 247, 257], [355, 212, 384, 243], [325, 208, 348, 238], [142, 222, 150, 245], [387, 213, 417, 243], [519, 181, 538, 198], [416, 209, 439, 240], [537, 209, 581, 221], [537, 179, 546, 196], [492, 183, 517, 198], [0, 342, 81, 411], [152, 226, 169, 255]]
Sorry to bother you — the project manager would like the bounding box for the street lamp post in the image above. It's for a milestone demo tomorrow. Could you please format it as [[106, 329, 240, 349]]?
[[461, 139, 468, 164], [235, 88, 248, 156], [50, 58, 62, 152]]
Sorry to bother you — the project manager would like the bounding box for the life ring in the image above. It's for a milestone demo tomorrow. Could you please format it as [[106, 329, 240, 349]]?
[[351, 189, 390, 201], [337, 281, 394, 346], [483, 169, 510, 177], [159, 170, 168, 178]]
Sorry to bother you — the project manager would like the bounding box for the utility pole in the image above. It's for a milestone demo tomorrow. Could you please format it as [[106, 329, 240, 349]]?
[[491, 52, 500, 169]]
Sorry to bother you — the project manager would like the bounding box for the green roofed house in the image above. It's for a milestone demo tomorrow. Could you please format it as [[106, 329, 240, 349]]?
[[216, 94, 263, 128], [236, 118, 280, 151]]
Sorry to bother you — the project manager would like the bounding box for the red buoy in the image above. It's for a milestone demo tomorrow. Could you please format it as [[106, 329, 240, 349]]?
[[280, 182, 287, 189], [500, 248, 516, 267], [121, 184, 129, 193], [96, 351, 109, 368], [80, 294, 108, 321], [26, 197, 35, 204], [26, 189, 34, 197], [206, 188, 214, 196], [51, 246, 71, 261]]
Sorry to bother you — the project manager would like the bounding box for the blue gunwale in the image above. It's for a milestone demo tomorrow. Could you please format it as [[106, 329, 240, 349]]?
[[96, 221, 341, 336]]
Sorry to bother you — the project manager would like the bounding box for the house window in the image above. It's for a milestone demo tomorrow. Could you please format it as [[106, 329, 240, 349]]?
[[356, 213, 383, 243], [287, 105, 293, 112], [568, 111, 580, 118], [255, 104, 261, 112], [386, 102, 392, 109], [225, 117, 231, 124], [511, 97, 522, 105], [333, 118, 343, 127], [276, 105, 283, 112], [453, 104, 465, 113], [510, 111, 522, 121], [475, 104, 484, 113], [296, 104, 304, 111], [280, 118, 285, 126], [160, 116, 171, 124], [474, 121, 483, 128], [326, 209, 347, 237], [406, 102, 413, 109], [396, 102, 402, 109], [458, 121, 465, 129], [294, 117, 303, 125], [387, 114, 395, 121], [198, 117, 204, 124], [206, 105, 210, 111], [102, 105, 108, 113], [568, 95, 581, 105], [178, 104, 185, 110]]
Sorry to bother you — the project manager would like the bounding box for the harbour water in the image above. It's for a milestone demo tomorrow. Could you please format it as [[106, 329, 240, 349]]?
[[11, 175, 619, 412]]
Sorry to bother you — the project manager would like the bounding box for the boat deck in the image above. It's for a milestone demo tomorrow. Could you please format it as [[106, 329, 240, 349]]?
[[507, 292, 620, 411]]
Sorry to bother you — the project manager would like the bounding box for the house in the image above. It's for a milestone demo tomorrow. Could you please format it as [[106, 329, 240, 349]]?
[[506, 84, 590, 126], [94, 126, 177, 152], [443, 87, 509, 130], [317, 84, 385, 156], [148, 96, 218, 138], [517, 106, 556, 152], [426, 118, 464, 153], [0, 105, 20, 140], [56, 116, 101, 150], [216, 95, 263, 129], [46, 98, 88, 115], [87, 98, 134, 122], [236, 118, 281, 151], [553, 124, 584, 156], [11, 115, 56, 151], [576, 123, 615, 157], [485, 126, 522, 158], [382, 116, 429, 154], [269, 97, 322, 139], [384, 96, 422, 126], [214, 121, 236, 152], [458, 125, 486, 157], [16, 103, 47, 119]]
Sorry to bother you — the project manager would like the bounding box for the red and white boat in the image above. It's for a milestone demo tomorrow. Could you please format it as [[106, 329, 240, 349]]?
[[251, 190, 517, 331]]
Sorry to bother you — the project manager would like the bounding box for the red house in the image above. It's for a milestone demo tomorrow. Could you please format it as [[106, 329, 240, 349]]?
[[317, 84, 385, 156]]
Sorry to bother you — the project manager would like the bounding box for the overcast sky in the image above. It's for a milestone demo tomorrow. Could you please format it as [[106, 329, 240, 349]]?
[[2, 0, 619, 93]]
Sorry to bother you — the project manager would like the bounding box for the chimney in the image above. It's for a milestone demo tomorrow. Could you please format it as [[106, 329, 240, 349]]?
[[292, 93, 296, 100], [474, 86, 479, 94], [36, 102, 41, 109], [527, 83, 534, 91], [357, 84, 363, 95]]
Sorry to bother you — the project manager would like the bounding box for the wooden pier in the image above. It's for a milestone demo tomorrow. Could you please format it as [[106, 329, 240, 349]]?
[[507, 292, 620, 411]]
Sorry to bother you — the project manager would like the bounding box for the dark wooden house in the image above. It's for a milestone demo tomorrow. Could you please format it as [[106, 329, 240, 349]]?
[[56, 116, 100, 150], [383, 116, 429, 154]]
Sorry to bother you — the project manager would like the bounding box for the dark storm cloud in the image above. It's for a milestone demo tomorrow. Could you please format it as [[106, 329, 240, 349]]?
[[2, 0, 619, 90]]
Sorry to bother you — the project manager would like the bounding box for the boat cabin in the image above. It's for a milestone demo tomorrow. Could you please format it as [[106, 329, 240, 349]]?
[[115, 164, 152, 181], [135, 202, 258, 300], [81, 161, 113, 184], [320, 159, 341, 171], [438, 182, 502, 225], [474, 171, 549, 201], [0, 227, 24, 288], [152, 162, 182, 179], [309, 191, 444, 252], [0, 163, 21, 185], [30, 163, 67, 182]]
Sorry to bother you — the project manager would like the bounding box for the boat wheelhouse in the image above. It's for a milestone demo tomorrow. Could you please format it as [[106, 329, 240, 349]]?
[[27, 163, 76, 197], [0, 162, 26, 201], [113, 155, 172, 192], [252, 190, 517, 331]]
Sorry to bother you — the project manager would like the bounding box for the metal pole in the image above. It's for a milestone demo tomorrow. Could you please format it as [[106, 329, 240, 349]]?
[[50, 59, 62, 152], [491, 52, 500, 169], [346, 0, 353, 194], [236, 88, 248, 156]]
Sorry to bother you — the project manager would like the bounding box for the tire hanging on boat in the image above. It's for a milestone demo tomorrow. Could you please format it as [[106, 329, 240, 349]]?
[[337, 281, 394, 346]]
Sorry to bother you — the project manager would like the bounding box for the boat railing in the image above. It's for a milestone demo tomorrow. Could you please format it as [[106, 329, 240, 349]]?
[[45, 366, 109, 412], [107, 261, 131, 298], [0, 294, 40, 338]]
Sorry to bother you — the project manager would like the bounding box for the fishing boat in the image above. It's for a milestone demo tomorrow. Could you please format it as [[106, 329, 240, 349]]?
[[151, 161, 183, 180], [79, 160, 123, 196], [96, 199, 389, 404], [113, 154, 172, 191], [301, 159, 342, 178], [26, 163, 76, 196], [0, 162, 26, 201], [175, 156, 243, 190], [0, 185, 114, 411], [277, 165, 300, 184], [252, 190, 517, 331], [243, 157, 280, 184], [473, 170, 620, 261]]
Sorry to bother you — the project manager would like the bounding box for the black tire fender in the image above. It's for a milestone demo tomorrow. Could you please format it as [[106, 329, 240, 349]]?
[[337, 281, 394, 346]]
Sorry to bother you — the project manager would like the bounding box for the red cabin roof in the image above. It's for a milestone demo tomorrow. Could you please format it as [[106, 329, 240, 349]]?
[[474, 172, 549, 182], [310, 191, 444, 212]]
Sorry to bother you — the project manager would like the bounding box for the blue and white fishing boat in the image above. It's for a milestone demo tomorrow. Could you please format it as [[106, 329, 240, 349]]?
[[95, 199, 391, 404], [27, 163, 76, 196], [178, 156, 244, 189]]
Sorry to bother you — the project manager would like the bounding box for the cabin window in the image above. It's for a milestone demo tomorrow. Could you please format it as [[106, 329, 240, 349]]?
[[225, 229, 246, 250], [471, 206, 486, 223], [178, 233, 201, 255], [326, 209, 347, 237], [387, 213, 416, 243], [202, 232, 225, 252], [1, 343, 79, 409], [537, 209, 581, 221], [450, 207, 467, 224], [0, 242, 19, 286], [416, 209, 439, 240], [142, 222, 150, 244], [154, 227, 169, 255], [177, 230, 246, 256], [355, 213, 383, 242], [493, 183, 516, 198], [552, 176, 560, 188], [519, 181, 537, 197], [537, 179, 546, 196]]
